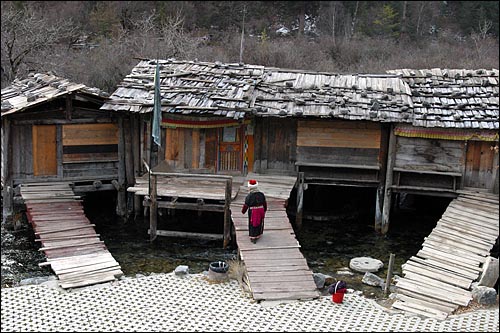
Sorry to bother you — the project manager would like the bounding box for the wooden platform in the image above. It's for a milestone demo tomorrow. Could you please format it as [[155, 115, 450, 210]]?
[[231, 174, 320, 301], [392, 189, 499, 320], [20, 182, 123, 289], [128, 174, 243, 201]]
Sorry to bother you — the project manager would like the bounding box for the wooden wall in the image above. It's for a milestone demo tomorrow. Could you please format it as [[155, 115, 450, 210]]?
[[464, 140, 499, 191], [254, 118, 297, 174], [8, 96, 123, 185], [394, 137, 464, 173], [297, 120, 381, 167]]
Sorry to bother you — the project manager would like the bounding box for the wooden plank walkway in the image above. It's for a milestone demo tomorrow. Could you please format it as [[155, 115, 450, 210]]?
[[231, 174, 320, 301], [20, 182, 123, 289], [392, 189, 499, 320]]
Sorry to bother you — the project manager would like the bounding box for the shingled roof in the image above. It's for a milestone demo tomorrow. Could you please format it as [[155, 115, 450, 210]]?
[[102, 59, 415, 123], [100, 59, 264, 119], [1, 72, 110, 117], [101, 59, 499, 129], [253, 69, 413, 122], [387, 68, 499, 129]]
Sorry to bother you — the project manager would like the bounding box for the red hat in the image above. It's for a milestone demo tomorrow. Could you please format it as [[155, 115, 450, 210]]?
[[248, 179, 258, 188]]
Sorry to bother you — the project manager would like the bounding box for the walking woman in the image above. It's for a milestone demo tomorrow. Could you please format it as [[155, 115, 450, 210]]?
[[241, 179, 267, 243]]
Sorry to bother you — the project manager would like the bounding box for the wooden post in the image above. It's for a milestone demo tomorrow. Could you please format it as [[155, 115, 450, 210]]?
[[296, 171, 305, 230], [116, 117, 127, 217], [381, 126, 396, 234], [124, 118, 135, 216], [150, 173, 157, 242], [375, 124, 390, 232], [65, 94, 72, 121], [131, 115, 140, 177], [460, 141, 467, 190], [56, 125, 63, 179], [384, 253, 395, 295], [134, 194, 142, 219], [223, 178, 232, 248], [2, 118, 13, 222]]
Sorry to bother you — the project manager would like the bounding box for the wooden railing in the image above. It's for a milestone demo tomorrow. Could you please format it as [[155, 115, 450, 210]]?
[[146, 171, 233, 248], [219, 150, 240, 171]]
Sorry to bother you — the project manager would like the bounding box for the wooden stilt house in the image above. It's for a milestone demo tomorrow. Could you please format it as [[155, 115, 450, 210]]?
[[249, 69, 414, 230], [1, 73, 132, 221], [101, 59, 498, 237], [102, 59, 414, 234], [380, 68, 499, 232], [101, 59, 264, 176]]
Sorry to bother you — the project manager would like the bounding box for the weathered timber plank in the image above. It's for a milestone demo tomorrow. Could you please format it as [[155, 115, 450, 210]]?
[[416, 249, 481, 271], [35, 234, 100, 242], [397, 290, 458, 312], [407, 257, 479, 280], [35, 225, 96, 235], [252, 291, 319, 301], [395, 294, 455, 314], [435, 222, 497, 244], [39, 240, 104, 251], [392, 301, 448, 320], [403, 268, 471, 290], [395, 280, 471, 306], [418, 246, 483, 266], [424, 236, 491, 256], [414, 251, 482, 273]]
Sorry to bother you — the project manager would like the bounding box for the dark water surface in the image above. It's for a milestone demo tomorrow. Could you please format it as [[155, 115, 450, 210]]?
[[2, 189, 451, 300]]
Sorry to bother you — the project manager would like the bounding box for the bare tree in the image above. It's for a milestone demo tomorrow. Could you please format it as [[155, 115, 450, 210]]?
[[1, 4, 78, 84], [350, 1, 360, 39], [400, 1, 408, 40]]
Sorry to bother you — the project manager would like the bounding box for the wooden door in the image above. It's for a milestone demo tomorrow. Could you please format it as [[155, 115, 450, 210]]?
[[464, 140, 498, 191], [218, 126, 243, 172], [32, 125, 57, 176]]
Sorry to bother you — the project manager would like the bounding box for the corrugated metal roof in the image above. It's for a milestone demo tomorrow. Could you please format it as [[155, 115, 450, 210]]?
[[1, 72, 110, 117], [388, 68, 499, 129]]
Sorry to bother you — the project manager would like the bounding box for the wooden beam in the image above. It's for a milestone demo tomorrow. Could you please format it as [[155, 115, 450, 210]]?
[[148, 229, 223, 241], [149, 173, 157, 242], [223, 178, 232, 248], [295, 172, 304, 230], [381, 125, 396, 234], [1, 118, 13, 221], [65, 93, 73, 121], [116, 117, 127, 217]]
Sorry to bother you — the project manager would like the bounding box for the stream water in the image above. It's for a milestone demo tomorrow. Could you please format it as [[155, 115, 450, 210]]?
[[1, 188, 453, 300]]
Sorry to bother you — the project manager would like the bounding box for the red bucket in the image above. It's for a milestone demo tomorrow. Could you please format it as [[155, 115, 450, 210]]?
[[332, 292, 344, 303]]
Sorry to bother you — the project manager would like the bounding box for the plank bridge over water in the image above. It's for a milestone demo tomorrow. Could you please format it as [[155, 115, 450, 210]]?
[[20, 182, 123, 289], [392, 189, 499, 320], [231, 174, 320, 302]]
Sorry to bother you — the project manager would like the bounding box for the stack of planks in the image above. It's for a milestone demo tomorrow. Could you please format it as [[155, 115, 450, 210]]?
[[392, 189, 499, 320], [231, 175, 319, 301], [21, 182, 123, 289]]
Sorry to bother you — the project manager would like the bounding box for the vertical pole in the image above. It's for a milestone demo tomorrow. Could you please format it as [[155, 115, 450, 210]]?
[[134, 194, 141, 219], [124, 118, 135, 217], [460, 141, 467, 190], [296, 171, 305, 230], [375, 124, 389, 232], [2, 118, 13, 223], [223, 178, 232, 248], [385, 253, 395, 295], [56, 125, 63, 179], [381, 126, 396, 234], [149, 173, 157, 242], [116, 117, 127, 218]]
